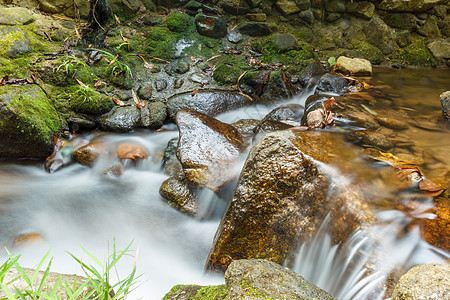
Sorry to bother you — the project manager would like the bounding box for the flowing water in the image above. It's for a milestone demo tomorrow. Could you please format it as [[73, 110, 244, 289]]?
[[0, 68, 449, 299]]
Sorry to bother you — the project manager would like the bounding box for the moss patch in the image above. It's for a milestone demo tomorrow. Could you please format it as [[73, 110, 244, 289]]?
[[166, 12, 191, 33], [69, 86, 114, 115], [213, 64, 243, 85], [393, 37, 436, 66], [162, 284, 228, 300]]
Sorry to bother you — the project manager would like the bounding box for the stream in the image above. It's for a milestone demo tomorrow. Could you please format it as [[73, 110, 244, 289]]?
[[0, 67, 449, 299]]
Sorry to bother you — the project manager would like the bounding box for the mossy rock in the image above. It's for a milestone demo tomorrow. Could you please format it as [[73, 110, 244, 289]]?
[[166, 12, 191, 33], [0, 7, 35, 25], [394, 37, 437, 66], [213, 64, 243, 85], [69, 86, 114, 115], [0, 27, 32, 57], [163, 284, 229, 300], [0, 84, 61, 159]]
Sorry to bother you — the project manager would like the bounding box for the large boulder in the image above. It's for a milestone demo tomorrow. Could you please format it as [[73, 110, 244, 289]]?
[[392, 264, 450, 300], [225, 259, 335, 299], [176, 109, 246, 191], [0, 85, 61, 159], [0, 27, 33, 57], [206, 130, 374, 272], [166, 90, 253, 120], [363, 15, 395, 55]]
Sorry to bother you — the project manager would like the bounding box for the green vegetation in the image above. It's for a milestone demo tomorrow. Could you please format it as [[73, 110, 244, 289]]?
[[0, 240, 139, 299], [166, 12, 191, 33], [69, 85, 114, 115], [162, 284, 229, 300]]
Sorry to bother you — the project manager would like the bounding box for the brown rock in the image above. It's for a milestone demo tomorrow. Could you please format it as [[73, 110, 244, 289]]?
[[13, 233, 44, 248], [422, 197, 450, 250], [160, 177, 200, 217], [206, 130, 374, 272], [117, 143, 148, 160], [176, 109, 245, 191], [72, 138, 108, 167]]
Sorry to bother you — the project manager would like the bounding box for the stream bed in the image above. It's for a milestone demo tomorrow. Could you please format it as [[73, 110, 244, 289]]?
[[0, 67, 449, 299]]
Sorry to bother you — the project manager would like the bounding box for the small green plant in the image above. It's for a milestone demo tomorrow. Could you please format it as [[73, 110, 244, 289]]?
[[0, 240, 140, 300], [89, 48, 133, 81], [328, 56, 336, 67], [55, 56, 88, 74]]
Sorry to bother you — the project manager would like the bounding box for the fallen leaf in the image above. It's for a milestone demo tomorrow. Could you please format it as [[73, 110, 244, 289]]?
[[111, 96, 125, 106], [191, 88, 198, 96], [419, 179, 444, 197], [362, 81, 372, 89], [114, 14, 121, 24], [322, 97, 335, 111], [75, 79, 89, 88], [190, 56, 196, 62], [282, 73, 287, 83], [94, 80, 104, 88], [132, 89, 145, 108]]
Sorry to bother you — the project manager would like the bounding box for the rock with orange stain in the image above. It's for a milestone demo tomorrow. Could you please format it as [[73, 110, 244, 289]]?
[[13, 233, 44, 248], [117, 143, 148, 160], [422, 197, 450, 250], [72, 138, 108, 167]]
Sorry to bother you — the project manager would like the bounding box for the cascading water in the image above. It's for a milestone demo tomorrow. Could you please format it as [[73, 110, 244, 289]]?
[[1, 68, 449, 299]]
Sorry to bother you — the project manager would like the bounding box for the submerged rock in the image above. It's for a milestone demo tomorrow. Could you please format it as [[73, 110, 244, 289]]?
[[315, 73, 350, 95], [440, 91, 450, 120], [116, 143, 148, 160], [72, 138, 108, 167], [98, 106, 141, 132], [392, 263, 450, 300], [176, 109, 245, 191], [0, 85, 61, 159], [225, 259, 335, 300], [160, 177, 200, 217], [13, 233, 44, 248], [206, 130, 374, 272]]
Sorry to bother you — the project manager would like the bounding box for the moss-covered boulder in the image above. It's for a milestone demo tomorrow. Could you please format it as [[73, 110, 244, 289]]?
[[225, 259, 335, 299], [69, 86, 114, 115], [0, 7, 35, 25], [0, 84, 61, 159], [213, 64, 242, 85], [0, 27, 32, 57], [167, 12, 191, 33], [163, 284, 228, 300]]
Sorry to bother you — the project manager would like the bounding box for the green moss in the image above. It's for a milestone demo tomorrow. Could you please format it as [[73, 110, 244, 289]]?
[[0, 28, 27, 57], [150, 26, 171, 41], [0, 85, 61, 145], [69, 86, 114, 115], [162, 284, 228, 300], [395, 38, 436, 66], [166, 12, 191, 33], [213, 64, 244, 85]]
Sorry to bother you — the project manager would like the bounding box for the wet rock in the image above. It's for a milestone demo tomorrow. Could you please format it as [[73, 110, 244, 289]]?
[[163, 138, 185, 180], [276, 0, 301, 16], [44, 138, 77, 173], [253, 120, 294, 138], [262, 104, 304, 124], [363, 15, 395, 55], [117, 143, 148, 160], [13, 233, 44, 248], [0, 7, 35, 25], [378, 0, 446, 12], [237, 22, 277, 36], [195, 13, 227, 39], [0, 84, 61, 159], [160, 177, 199, 217], [299, 9, 314, 24], [231, 119, 260, 138], [98, 106, 141, 132], [72, 138, 108, 167], [335, 56, 372, 76], [165, 59, 190, 75], [346, 1, 374, 20], [349, 130, 393, 150], [259, 70, 297, 103], [0, 27, 32, 57], [0, 268, 93, 299], [315, 73, 350, 94], [206, 131, 374, 272], [155, 79, 168, 91], [427, 39, 450, 59], [190, 72, 209, 85], [225, 259, 335, 300], [376, 116, 409, 130], [174, 78, 184, 88], [103, 162, 125, 177], [176, 109, 245, 191], [326, 12, 342, 22], [227, 31, 243, 43], [148, 101, 167, 128], [422, 197, 450, 250], [166, 90, 253, 119], [297, 61, 326, 87], [440, 91, 450, 120], [392, 264, 450, 300]]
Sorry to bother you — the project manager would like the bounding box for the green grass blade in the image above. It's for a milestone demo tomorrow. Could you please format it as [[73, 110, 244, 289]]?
[[37, 257, 53, 293], [0, 283, 18, 300]]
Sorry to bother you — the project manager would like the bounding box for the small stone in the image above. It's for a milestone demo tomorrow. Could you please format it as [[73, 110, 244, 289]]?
[[148, 101, 167, 128], [350, 130, 393, 150], [174, 78, 184, 88], [246, 13, 266, 22], [103, 162, 125, 177], [299, 10, 314, 24], [72, 139, 108, 167], [14, 233, 44, 248], [440, 91, 450, 120], [117, 143, 148, 160], [159, 177, 199, 217], [276, 0, 301, 16], [346, 1, 374, 20], [427, 39, 450, 59], [138, 83, 153, 100], [376, 116, 408, 130], [227, 31, 243, 43], [273, 33, 298, 52], [335, 56, 372, 76]]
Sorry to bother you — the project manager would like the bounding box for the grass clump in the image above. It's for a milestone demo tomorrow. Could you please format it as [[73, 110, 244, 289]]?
[[0, 240, 140, 299]]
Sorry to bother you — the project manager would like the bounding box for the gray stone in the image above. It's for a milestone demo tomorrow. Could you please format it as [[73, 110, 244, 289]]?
[[219, 0, 250, 15], [227, 31, 243, 43], [276, 0, 301, 16], [295, 0, 311, 11], [225, 259, 335, 300], [363, 15, 395, 54], [427, 39, 450, 59], [346, 1, 375, 20], [418, 16, 441, 38], [392, 263, 450, 300], [148, 101, 167, 128], [325, 0, 346, 13], [165, 60, 190, 75], [98, 106, 141, 132], [0, 7, 34, 25], [299, 9, 314, 24], [315, 73, 349, 94], [155, 79, 168, 91], [381, 13, 419, 30], [238, 21, 277, 36], [273, 33, 298, 51]]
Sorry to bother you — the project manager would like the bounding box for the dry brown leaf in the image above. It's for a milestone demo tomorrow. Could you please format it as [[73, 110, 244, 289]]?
[[75, 78, 89, 88], [190, 56, 196, 62], [191, 88, 198, 96], [114, 14, 121, 25], [52, 14, 74, 21], [419, 179, 444, 197], [94, 80, 104, 88], [111, 96, 125, 106]]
